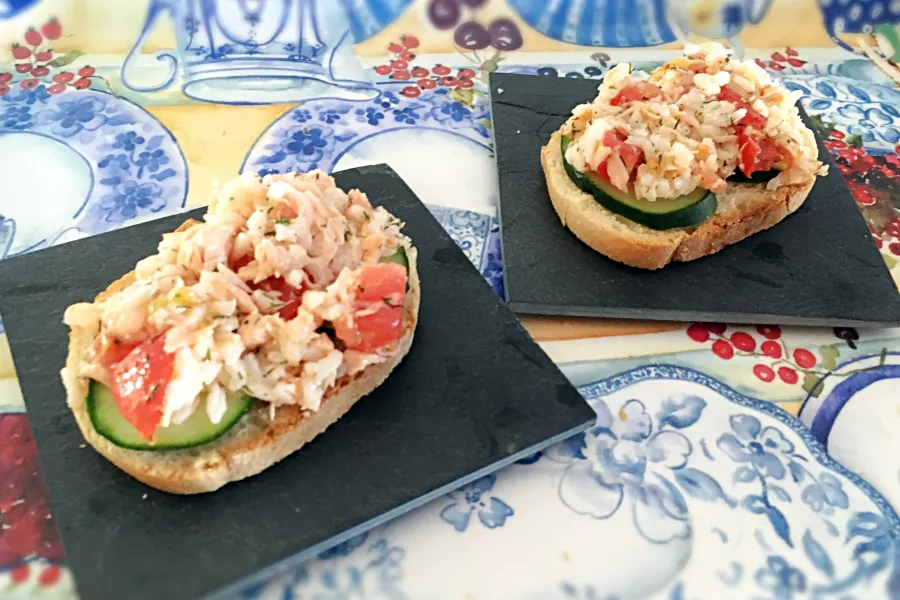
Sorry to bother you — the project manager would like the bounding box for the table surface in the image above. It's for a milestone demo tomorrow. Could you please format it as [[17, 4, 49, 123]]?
[[4, 1, 900, 599]]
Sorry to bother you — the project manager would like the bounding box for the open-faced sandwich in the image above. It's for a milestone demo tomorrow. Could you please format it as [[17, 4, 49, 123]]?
[[60, 171, 420, 494], [541, 42, 828, 270]]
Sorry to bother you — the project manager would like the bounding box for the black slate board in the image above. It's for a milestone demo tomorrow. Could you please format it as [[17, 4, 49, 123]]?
[[0, 164, 593, 600], [490, 72, 900, 326]]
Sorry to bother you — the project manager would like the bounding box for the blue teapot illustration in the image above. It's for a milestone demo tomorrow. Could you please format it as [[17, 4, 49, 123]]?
[[507, 0, 772, 52], [814, 0, 900, 59], [0, 0, 41, 19], [121, 0, 411, 104]]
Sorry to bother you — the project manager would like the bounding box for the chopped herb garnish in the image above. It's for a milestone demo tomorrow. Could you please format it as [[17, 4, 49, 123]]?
[[276, 218, 290, 225], [204, 349, 211, 361]]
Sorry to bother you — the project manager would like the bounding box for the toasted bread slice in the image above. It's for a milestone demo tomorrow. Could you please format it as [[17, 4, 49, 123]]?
[[541, 130, 815, 270], [61, 220, 421, 495]]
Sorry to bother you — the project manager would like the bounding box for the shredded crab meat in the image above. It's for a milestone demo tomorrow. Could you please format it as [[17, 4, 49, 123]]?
[[63, 171, 407, 426], [563, 42, 827, 202]]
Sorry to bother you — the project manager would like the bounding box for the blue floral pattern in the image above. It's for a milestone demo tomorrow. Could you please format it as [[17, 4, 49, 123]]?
[[242, 87, 491, 176], [439, 474, 514, 532], [0, 87, 187, 248], [242, 365, 900, 600]]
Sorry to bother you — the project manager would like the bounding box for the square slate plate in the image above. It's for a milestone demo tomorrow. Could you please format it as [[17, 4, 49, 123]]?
[[490, 72, 900, 326], [0, 164, 594, 600]]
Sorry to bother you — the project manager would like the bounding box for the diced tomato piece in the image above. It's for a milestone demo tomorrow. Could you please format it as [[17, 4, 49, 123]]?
[[755, 138, 783, 172], [230, 254, 253, 272], [603, 130, 625, 148], [635, 81, 662, 100], [610, 86, 644, 107], [356, 263, 407, 303], [102, 335, 174, 442], [737, 128, 786, 176], [254, 277, 304, 320], [349, 306, 404, 353], [718, 86, 767, 130], [739, 136, 761, 177], [618, 143, 644, 175], [594, 161, 611, 182], [335, 263, 407, 353]]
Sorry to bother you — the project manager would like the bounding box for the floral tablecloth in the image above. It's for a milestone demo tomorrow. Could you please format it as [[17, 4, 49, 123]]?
[[4, 1, 900, 598]]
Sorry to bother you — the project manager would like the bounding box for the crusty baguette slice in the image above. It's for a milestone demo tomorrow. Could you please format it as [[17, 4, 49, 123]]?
[[61, 220, 421, 495], [541, 130, 815, 270]]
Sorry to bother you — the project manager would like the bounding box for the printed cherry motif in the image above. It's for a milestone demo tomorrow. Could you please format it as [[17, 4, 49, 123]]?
[[41, 18, 62, 41], [730, 331, 756, 352], [458, 79, 474, 89], [390, 59, 409, 71], [24, 27, 42, 46], [20, 78, 39, 89], [687, 324, 710, 342], [753, 364, 775, 382], [793, 349, 817, 369], [78, 66, 95, 77], [402, 35, 420, 49], [432, 65, 452, 76], [712, 339, 734, 360], [411, 67, 429, 78], [48, 82, 66, 94], [778, 367, 799, 384], [388, 42, 404, 53], [38, 565, 62, 587], [0, 84, 9, 96], [761, 340, 782, 359], [391, 70, 411, 81], [15, 63, 32, 73], [53, 71, 74, 83], [10, 564, 29, 584], [401, 86, 421, 98], [756, 325, 782, 339], [35, 51, 52, 62], [31, 66, 49, 77], [704, 323, 727, 335], [374, 65, 392, 75], [0, 72, 12, 83], [459, 68, 476, 79], [11, 44, 31, 59], [73, 77, 91, 89], [418, 78, 437, 90]]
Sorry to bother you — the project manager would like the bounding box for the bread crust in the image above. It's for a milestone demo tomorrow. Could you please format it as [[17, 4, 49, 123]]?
[[61, 220, 421, 494], [541, 130, 815, 270]]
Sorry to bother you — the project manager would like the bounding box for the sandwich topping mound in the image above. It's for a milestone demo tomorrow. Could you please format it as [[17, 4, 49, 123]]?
[[63, 171, 412, 448], [562, 42, 828, 204]]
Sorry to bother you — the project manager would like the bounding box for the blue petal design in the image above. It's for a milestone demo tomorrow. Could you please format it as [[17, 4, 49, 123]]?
[[789, 461, 806, 484], [766, 505, 793, 547], [674, 467, 727, 502], [477, 497, 514, 529], [440, 502, 473, 532], [803, 529, 835, 578], [730, 414, 761, 441], [734, 466, 757, 484], [816, 81, 837, 98], [808, 99, 832, 110], [718, 433, 752, 462], [615, 399, 652, 441], [656, 394, 706, 429], [741, 494, 768, 514], [848, 85, 872, 102], [769, 484, 792, 503]]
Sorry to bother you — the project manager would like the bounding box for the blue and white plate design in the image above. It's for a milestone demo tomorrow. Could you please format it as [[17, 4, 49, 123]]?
[[241, 366, 900, 599], [0, 86, 188, 259], [800, 352, 900, 518]]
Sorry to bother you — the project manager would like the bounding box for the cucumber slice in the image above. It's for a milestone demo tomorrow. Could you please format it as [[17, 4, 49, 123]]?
[[87, 380, 254, 451], [381, 246, 410, 291], [380, 246, 408, 270], [561, 136, 717, 231]]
